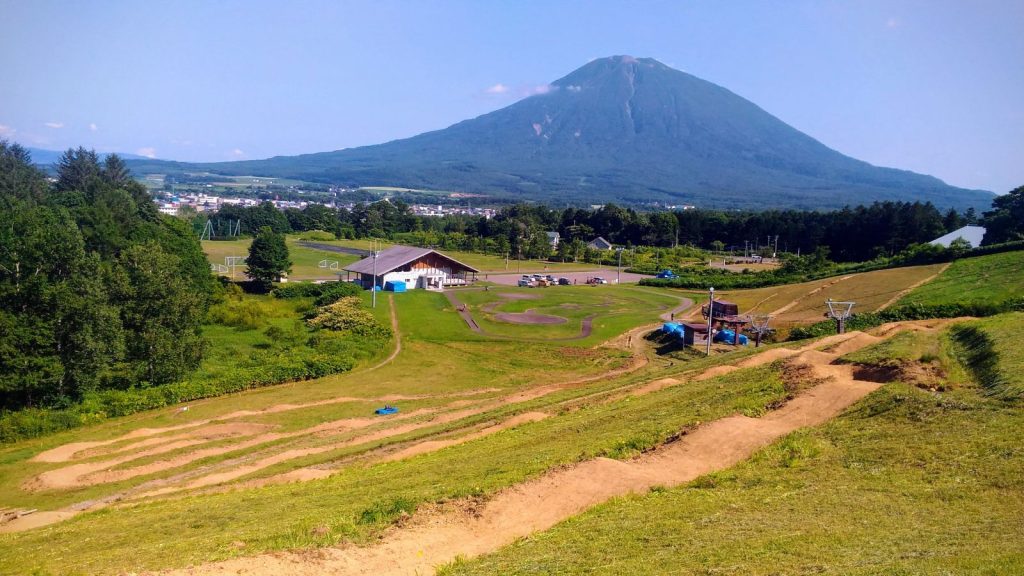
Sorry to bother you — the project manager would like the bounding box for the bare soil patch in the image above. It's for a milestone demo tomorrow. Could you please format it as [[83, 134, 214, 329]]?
[[493, 310, 568, 325]]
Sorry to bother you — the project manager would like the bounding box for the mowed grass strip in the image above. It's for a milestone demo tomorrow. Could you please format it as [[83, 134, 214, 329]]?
[[0, 361, 790, 575], [899, 250, 1024, 306], [439, 316, 1024, 576]]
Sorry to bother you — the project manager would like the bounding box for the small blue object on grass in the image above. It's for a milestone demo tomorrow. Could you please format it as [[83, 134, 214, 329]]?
[[375, 406, 399, 415]]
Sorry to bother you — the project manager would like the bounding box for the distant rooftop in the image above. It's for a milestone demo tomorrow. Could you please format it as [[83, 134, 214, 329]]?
[[930, 225, 986, 248], [344, 245, 479, 275]]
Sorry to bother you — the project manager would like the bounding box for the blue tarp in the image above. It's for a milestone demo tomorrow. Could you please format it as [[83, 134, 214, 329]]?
[[384, 280, 407, 292], [662, 322, 684, 339], [714, 329, 749, 345]]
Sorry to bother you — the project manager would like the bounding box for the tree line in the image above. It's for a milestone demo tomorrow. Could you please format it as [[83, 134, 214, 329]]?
[[0, 142, 214, 411], [199, 191, 1022, 263]]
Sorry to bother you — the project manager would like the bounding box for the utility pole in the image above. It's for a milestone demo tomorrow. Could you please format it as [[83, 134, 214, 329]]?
[[706, 287, 715, 356]]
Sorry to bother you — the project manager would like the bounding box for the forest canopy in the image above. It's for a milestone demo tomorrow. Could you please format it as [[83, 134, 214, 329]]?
[[0, 142, 215, 411]]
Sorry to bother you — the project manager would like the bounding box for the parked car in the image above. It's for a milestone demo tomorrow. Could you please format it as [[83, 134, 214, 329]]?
[[518, 279, 532, 287], [595, 277, 608, 284], [558, 277, 571, 285], [656, 269, 677, 279]]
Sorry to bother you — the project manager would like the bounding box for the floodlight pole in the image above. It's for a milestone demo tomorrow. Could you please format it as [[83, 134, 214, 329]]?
[[371, 244, 378, 309], [706, 287, 715, 356], [616, 248, 622, 284]]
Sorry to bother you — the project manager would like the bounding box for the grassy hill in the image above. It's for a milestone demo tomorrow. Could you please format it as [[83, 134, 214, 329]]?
[[442, 315, 1024, 575], [898, 250, 1024, 306]]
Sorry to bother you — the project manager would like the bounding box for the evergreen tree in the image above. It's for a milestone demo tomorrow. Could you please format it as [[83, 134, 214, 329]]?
[[246, 226, 291, 289], [982, 185, 1024, 245]]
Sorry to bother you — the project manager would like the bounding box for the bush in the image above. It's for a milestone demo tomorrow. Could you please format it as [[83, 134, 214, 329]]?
[[273, 281, 363, 304], [307, 297, 393, 339], [206, 299, 271, 329], [297, 230, 336, 241]]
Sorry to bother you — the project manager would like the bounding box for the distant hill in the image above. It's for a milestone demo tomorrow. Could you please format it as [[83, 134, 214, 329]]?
[[125, 56, 994, 211], [27, 147, 153, 165]]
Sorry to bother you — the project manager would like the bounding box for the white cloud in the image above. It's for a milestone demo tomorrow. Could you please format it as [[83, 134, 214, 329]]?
[[89, 123, 98, 132], [44, 121, 64, 129], [527, 84, 558, 96], [0, 124, 15, 137], [485, 83, 509, 94], [136, 147, 157, 159], [230, 148, 245, 158]]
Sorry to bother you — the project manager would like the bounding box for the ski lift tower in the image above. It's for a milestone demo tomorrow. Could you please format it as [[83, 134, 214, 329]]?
[[748, 314, 773, 347], [825, 299, 856, 334]]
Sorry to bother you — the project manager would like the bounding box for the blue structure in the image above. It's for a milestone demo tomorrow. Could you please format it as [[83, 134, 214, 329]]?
[[375, 406, 399, 415], [656, 270, 677, 279], [384, 280, 407, 292]]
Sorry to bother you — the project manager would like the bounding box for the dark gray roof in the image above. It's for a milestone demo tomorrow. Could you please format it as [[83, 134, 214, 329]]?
[[344, 245, 480, 275]]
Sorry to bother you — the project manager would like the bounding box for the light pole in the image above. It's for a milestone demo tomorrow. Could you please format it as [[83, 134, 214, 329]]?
[[616, 248, 622, 284], [706, 286, 715, 356], [371, 241, 379, 308]]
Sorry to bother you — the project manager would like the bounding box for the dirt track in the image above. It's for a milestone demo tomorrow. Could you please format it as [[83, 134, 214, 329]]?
[[155, 324, 917, 576]]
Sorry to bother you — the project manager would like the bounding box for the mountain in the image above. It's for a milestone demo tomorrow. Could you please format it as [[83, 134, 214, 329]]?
[[27, 147, 154, 165], [126, 56, 994, 211]]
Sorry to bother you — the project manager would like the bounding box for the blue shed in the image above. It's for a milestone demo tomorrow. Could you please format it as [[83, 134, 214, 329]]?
[[384, 280, 407, 292]]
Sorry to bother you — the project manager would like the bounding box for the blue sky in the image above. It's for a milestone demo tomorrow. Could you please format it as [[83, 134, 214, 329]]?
[[1, 0, 1021, 193]]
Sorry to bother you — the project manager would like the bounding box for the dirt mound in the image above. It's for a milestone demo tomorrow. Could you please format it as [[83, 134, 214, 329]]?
[[382, 412, 549, 463], [823, 332, 882, 356], [694, 365, 738, 381], [493, 311, 568, 325]]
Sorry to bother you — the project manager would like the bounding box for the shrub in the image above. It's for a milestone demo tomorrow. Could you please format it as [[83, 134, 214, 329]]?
[[307, 297, 393, 339], [273, 281, 363, 303], [206, 298, 271, 329], [297, 230, 336, 241]]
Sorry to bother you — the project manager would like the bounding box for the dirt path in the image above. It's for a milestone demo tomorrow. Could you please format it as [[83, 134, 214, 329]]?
[[874, 262, 951, 311], [155, 324, 903, 576], [367, 295, 402, 372]]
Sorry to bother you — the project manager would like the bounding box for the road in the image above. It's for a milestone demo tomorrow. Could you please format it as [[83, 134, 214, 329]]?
[[482, 270, 652, 286]]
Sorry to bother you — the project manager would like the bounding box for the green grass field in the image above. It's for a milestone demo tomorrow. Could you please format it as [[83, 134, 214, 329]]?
[[306, 238, 605, 273], [202, 237, 361, 280], [453, 285, 682, 342], [899, 250, 1024, 306]]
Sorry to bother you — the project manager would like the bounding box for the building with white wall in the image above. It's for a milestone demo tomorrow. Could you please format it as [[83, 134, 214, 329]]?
[[344, 246, 479, 290]]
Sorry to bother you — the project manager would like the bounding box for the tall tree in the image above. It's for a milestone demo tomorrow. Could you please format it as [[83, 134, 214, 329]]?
[[55, 147, 102, 193], [113, 242, 205, 386], [246, 226, 291, 289], [982, 185, 1024, 245]]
